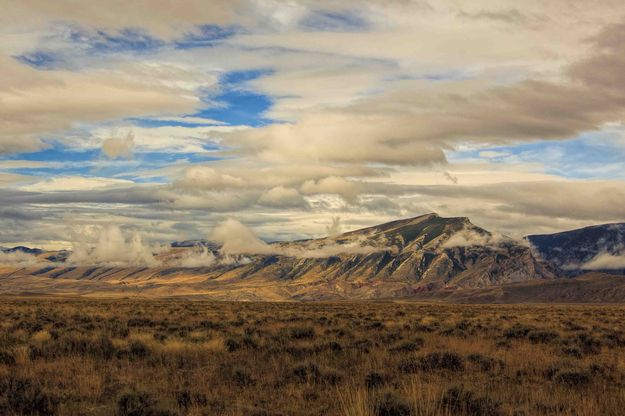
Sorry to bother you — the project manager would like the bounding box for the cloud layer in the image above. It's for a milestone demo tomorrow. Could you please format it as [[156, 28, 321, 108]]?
[[0, 1, 624, 249]]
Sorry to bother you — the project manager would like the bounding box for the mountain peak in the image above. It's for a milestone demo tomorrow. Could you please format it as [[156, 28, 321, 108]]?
[[335, 213, 477, 251]]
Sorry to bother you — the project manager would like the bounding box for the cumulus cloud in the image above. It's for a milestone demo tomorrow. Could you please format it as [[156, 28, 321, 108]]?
[[209, 219, 274, 255], [67, 225, 160, 266], [258, 186, 306, 208], [300, 176, 364, 203], [174, 166, 246, 190], [102, 132, 135, 159]]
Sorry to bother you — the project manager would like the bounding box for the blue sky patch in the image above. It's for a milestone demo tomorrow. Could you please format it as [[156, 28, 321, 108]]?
[[299, 10, 369, 32], [450, 133, 625, 180], [196, 69, 275, 126], [15, 51, 61, 70], [174, 24, 240, 49], [69, 27, 165, 55]]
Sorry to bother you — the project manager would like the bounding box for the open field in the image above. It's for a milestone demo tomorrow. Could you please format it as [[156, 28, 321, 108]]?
[[1, 298, 625, 415]]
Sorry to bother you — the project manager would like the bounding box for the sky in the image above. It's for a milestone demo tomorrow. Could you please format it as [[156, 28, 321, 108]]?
[[1, 0, 625, 249]]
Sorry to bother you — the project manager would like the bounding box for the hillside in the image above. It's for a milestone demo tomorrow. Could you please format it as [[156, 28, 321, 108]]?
[[528, 223, 625, 275], [0, 213, 556, 300], [415, 273, 625, 304]]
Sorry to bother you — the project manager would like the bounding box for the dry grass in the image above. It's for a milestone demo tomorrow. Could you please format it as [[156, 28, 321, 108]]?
[[1, 297, 625, 415]]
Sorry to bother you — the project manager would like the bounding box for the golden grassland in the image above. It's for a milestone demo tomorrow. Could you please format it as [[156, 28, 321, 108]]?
[[1, 298, 625, 415]]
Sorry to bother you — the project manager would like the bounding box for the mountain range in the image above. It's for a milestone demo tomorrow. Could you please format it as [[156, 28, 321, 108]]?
[[1, 213, 624, 302]]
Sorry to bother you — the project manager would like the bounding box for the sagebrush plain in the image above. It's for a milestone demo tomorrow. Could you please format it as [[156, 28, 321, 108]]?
[[1, 298, 625, 415]]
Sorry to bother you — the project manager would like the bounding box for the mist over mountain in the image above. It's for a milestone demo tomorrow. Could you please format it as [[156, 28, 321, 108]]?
[[528, 223, 625, 275], [0, 213, 566, 300]]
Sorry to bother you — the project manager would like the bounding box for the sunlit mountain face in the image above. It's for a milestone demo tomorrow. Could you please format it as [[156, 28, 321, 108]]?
[[1, 1, 625, 258]]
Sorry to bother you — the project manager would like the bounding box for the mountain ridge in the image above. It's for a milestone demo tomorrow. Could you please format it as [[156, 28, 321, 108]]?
[[0, 213, 561, 300], [527, 222, 625, 275]]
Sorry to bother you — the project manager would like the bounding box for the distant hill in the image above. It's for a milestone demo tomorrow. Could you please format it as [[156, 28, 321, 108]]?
[[527, 223, 625, 275], [1, 246, 43, 255]]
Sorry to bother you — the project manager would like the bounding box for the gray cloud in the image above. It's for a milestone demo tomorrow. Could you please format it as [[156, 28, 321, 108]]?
[[102, 132, 135, 159], [2, 2, 625, 249]]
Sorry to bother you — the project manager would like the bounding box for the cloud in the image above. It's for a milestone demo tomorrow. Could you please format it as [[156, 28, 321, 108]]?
[[102, 132, 135, 159], [205, 217, 386, 259], [170, 246, 216, 268], [258, 186, 306, 208], [280, 237, 387, 258], [67, 225, 160, 266], [326, 217, 342, 237], [300, 176, 364, 202], [0, 250, 41, 266], [3, 1, 625, 249], [174, 166, 246, 190], [579, 252, 625, 270], [413, 180, 625, 223], [0, 1, 243, 38], [0, 55, 201, 155], [163, 189, 258, 211], [209, 219, 274, 255], [20, 177, 135, 192], [441, 228, 512, 249], [220, 17, 625, 171]]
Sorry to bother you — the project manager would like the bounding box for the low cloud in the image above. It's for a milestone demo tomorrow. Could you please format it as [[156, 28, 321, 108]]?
[[280, 236, 388, 258], [326, 217, 342, 237], [579, 252, 625, 270], [207, 218, 386, 259], [0, 250, 41, 266], [209, 219, 274, 256], [170, 246, 216, 268], [67, 225, 161, 267], [442, 228, 513, 249]]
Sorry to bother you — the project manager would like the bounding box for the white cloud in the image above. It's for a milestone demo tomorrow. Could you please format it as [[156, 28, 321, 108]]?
[[300, 176, 364, 202], [209, 218, 274, 255], [442, 228, 513, 249], [20, 177, 135, 192], [175, 166, 246, 190], [580, 252, 625, 270], [0, 250, 41, 266], [258, 186, 306, 208], [170, 246, 216, 268], [67, 225, 161, 266]]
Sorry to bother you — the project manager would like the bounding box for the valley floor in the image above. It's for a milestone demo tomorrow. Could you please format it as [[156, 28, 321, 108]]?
[[1, 298, 625, 415]]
